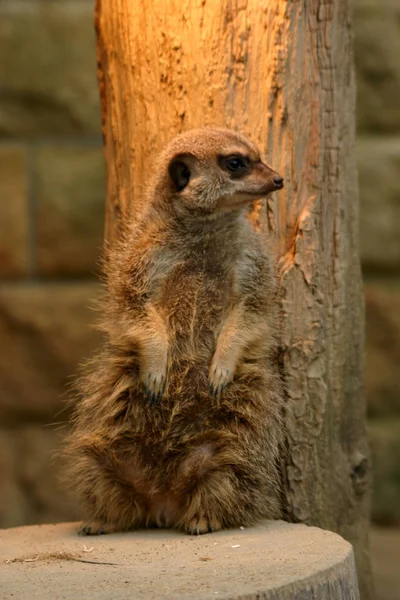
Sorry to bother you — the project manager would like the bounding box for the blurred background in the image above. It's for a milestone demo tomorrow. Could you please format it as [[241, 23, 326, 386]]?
[[0, 1, 398, 598]]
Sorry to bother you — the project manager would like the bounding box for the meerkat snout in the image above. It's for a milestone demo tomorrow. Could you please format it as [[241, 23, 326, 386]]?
[[272, 176, 284, 189], [160, 128, 283, 214]]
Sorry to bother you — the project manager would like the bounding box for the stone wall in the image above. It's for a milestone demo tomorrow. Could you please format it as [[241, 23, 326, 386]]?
[[0, 0, 399, 529], [353, 0, 400, 526], [0, 0, 103, 527]]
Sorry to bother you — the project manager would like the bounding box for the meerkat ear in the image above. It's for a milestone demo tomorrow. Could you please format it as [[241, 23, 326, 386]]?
[[168, 154, 193, 192]]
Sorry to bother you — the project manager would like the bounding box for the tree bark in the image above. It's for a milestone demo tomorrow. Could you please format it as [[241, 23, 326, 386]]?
[[95, 1, 373, 597]]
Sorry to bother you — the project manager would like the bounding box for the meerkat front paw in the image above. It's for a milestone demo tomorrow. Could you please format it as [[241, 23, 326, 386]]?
[[141, 370, 167, 406], [208, 360, 234, 398], [78, 521, 117, 536]]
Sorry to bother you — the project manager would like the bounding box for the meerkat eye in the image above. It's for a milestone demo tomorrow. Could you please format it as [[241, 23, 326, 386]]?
[[219, 155, 250, 177], [227, 157, 245, 171]]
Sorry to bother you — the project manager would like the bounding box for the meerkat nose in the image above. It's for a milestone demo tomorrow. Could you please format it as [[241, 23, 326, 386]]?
[[273, 177, 284, 190]]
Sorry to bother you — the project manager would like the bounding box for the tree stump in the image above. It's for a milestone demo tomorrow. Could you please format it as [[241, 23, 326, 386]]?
[[95, 1, 373, 597], [1, 521, 359, 599]]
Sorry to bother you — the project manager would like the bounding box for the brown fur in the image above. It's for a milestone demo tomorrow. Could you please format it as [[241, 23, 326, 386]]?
[[63, 128, 285, 536]]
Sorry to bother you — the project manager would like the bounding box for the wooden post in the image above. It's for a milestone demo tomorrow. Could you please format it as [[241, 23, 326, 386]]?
[[95, 1, 373, 597], [1, 521, 360, 599]]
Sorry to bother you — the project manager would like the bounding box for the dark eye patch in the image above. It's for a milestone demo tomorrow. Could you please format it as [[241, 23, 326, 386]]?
[[169, 159, 191, 191], [218, 154, 250, 178]]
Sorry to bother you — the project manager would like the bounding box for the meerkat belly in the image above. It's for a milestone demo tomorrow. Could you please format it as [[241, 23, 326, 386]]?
[[162, 262, 231, 357]]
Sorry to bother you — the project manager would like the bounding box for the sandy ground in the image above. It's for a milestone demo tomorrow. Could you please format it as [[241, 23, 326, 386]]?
[[0, 520, 357, 600]]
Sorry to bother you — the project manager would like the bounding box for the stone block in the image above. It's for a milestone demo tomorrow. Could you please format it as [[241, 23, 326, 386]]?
[[369, 419, 400, 526], [357, 137, 400, 271], [365, 281, 400, 418], [0, 145, 29, 277], [0, 282, 102, 422], [0, 1, 101, 136], [0, 426, 82, 528], [369, 527, 400, 600], [0, 430, 29, 527], [353, 0, 400, 133], [34, 145, 105, 276]]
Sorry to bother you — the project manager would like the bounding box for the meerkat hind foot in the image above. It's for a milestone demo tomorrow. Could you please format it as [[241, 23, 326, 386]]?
[[78, 520, 118, 536], [185, 514, 222, 536]]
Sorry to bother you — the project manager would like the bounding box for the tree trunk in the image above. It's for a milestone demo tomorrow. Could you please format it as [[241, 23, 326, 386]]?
[[95, 1, 373, 597]]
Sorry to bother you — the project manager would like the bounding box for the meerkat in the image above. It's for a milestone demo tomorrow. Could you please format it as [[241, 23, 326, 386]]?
[[64, 127, 285, 536]]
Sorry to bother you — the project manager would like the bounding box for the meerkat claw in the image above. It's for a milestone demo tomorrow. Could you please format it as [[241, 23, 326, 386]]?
[[209, 367, 231, 399], [78, 521, 109, 536], [213, 385, 221, 399], [78, 521, 118, 536], [143, 374, 151, 397], [146, 391, 158, 406], [78, 526, 91, 536], [209, 383, 221, 399], [143, 374, 166, 406]]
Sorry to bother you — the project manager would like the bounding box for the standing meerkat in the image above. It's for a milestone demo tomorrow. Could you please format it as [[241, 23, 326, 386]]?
[[64, 127, 285, 535]]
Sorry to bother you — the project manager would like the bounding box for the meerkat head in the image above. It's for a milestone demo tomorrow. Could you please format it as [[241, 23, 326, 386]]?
[[155, 128, 283, 215]]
